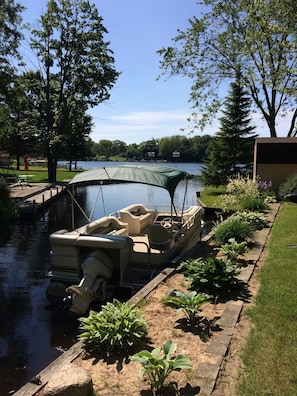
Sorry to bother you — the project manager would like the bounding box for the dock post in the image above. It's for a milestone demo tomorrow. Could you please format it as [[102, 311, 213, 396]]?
[[42, 194, 45, 218]]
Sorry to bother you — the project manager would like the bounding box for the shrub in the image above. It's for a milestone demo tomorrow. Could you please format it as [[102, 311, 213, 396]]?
[[131, 340, 192, 394], [216, 177, 259, 212], [0, 180, 18, 223], [226, 177, 259, 198], [215, 176, 275, 212], [240, 197, 270, 212], [279, 173, 297, 200], [233, 211, 268, 230], [213, 216, 254, 244], [179, 257, 241, 294], [78, 299, 147, 353], [162, 290, 212, 326]]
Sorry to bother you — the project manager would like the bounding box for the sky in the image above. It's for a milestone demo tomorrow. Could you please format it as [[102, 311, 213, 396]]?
[[20, 0, 290, 144]]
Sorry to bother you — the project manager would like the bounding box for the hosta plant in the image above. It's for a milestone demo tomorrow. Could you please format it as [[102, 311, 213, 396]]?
[[217, 238, 248, 263], [232, 211, 269, 230], [131, 340, 192, 394], [79, 299, 147, 353], [179, 257, 241, 294], [162, 290, 212, 326]]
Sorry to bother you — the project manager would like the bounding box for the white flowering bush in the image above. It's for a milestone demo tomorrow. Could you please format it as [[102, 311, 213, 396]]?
[[226, 177, 258, 198], [215, 176, 273, 212]]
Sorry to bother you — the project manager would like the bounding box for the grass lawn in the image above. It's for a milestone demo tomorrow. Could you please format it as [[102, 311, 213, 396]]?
[[199, 185, 226, 207], [237, 202, 297, 395], [15, 166, 81, 183]]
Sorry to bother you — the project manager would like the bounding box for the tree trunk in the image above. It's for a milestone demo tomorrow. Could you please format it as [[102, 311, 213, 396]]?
[[47, 154, 57, 183]]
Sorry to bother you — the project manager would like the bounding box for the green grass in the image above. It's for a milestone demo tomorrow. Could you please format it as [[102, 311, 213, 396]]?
[[237, 202, 297, 396], [199, 186, 297, 394], [15, 167, 81, 183], [199, 185, 226, 207]]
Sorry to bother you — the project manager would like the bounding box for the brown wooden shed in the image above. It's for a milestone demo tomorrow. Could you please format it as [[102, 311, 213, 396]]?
[[253, 137, 297, 191]]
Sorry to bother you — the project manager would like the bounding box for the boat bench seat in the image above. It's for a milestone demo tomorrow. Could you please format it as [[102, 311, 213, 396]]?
[[84, 216, 129, 236], [120, 204, 154, 234]]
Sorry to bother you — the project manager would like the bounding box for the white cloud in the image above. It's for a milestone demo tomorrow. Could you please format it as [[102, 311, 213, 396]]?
[[109, 110, 191, 124], [91, 109, 193, 143], [90, 108, 296, 144]]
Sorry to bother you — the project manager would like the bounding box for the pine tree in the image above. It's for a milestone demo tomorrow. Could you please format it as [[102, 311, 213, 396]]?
[[199, 70, 257, 186]]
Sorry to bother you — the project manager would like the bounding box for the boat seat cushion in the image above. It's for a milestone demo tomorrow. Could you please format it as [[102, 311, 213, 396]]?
[[120, 204, 154, 234], [85, 217, 128, 236]]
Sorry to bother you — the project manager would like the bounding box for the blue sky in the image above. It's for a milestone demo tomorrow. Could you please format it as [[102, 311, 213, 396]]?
[[20, 0, 287, 144]]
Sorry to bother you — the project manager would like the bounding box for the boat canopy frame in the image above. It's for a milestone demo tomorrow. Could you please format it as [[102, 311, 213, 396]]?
[[66, 164, 189, 229]]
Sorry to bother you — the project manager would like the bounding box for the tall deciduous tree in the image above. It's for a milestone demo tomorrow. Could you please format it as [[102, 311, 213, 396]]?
[[199, 71, 257, 186], [29, 0, 120, 182], [158, 0, 297, 137], [0, 0, 24, 152]]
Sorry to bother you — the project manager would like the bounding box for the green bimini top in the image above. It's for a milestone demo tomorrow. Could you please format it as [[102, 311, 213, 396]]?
[[67, 164, 187, 199]]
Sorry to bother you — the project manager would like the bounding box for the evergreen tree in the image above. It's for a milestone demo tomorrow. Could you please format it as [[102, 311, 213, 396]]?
[[199, 70, 257, 186]]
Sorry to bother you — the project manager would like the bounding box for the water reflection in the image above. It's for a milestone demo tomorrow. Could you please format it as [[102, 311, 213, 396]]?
[[0, 195, 78, 395], [0, 170, 203, 395]]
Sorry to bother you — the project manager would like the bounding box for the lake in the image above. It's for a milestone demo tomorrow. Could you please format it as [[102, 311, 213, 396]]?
[[0, 161, 204, 395]]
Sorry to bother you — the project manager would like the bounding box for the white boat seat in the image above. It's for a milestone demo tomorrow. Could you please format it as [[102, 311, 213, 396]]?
[[120, 204, 154, 234], [147, 225, 173, 252]]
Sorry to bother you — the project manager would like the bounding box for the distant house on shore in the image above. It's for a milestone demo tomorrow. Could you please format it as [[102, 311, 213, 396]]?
[[253, 137, 297, 191]]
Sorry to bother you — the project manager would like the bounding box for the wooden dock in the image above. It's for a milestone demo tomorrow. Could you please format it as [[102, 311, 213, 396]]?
[[10, 182, 66, 217]]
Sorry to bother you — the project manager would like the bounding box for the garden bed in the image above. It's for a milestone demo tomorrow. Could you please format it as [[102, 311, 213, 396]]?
[[74, 271, 226, 395]]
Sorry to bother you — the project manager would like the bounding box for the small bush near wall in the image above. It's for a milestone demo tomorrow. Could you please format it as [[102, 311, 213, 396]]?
[[279, 173, 297, 200], [0, 180, 18, 223]]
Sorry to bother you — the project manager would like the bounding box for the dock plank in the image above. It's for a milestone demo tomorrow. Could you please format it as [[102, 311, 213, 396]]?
[[11, 184, 66, 216]]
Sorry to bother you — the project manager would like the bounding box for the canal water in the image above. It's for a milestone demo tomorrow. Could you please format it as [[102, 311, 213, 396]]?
[[0, 162, 204, 395]]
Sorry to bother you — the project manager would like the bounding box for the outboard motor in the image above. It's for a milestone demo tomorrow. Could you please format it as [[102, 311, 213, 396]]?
[[66, 249, 113, 315]]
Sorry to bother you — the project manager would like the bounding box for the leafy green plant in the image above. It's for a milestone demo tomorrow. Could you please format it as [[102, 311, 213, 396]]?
[[213, 216, 254, 244], [162, 290, 212, 326], [217, 238, 248, 263], [233, 211, 269, 230], [79, 299, 147, 353], [240, 196, 270, 211], [0, 180, 19, 223], [279, 173, 297, 200], [131, 340, 192, 394], [179, 257, 241, 294]]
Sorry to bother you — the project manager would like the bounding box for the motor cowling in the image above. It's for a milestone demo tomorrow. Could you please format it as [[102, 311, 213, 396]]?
[[66, 249, 113, 315]]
